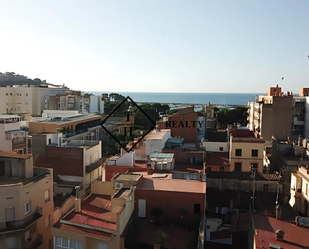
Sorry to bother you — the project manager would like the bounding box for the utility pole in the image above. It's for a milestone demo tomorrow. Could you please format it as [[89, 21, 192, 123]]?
[[251, 164, 257, 212]]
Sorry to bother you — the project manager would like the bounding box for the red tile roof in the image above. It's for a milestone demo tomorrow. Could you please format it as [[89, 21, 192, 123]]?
[[60, 194, 116, 232], [254, 214, 309, 249]]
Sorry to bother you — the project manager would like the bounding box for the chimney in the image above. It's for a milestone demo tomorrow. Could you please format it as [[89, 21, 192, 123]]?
[[276, 230, 284, 241], [75, 186, 81, 213]]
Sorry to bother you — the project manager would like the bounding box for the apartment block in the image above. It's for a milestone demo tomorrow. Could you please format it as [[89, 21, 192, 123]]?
[[290, 165, 309, 217], [0, 151, 53, 249], [229, 126, 265, 173], [32, 133, 103, 195], [0, 115, 28, 154], [0, 85, 69, 115], [52, 185, 135, 249]]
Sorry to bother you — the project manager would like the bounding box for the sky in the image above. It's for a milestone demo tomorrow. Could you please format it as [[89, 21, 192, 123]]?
[[0, 0, 308, 93]]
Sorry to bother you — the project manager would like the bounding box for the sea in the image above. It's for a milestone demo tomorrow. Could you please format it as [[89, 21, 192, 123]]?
[[91, 91, 263, 107]]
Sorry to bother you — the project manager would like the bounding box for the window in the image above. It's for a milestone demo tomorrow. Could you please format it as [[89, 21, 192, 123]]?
[[24, 200, 31, 216], [235, 149, 242, 156], [54, 237, 83, 249], [6, 93, 8, 96], [219, 147, 223, 151], [252, 150, 258, 157], [10, 93, 12, 96], [235, 163, 241, 172], [251, 163, 258, 171], [97, 242, 108, 249], [220, 167, 224, 172], [194, 204, 201, 214], [45, 215, 50, 228], [26, 93, 28, 96], [48, 138, 51, 145], [45, 189, 50, 203]]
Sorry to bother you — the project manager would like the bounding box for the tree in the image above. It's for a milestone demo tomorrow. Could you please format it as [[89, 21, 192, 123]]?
[[166, 109, 178, 115], [110, 93, 126, 102], [155, 230, 168, 247]]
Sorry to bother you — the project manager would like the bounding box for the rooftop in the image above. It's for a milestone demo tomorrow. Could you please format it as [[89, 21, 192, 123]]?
[[112, 173, 142, 182], [60, 194, 116, 232], [0, 151, 32, 159], [206, 172, 281, 181], [145, 129, 170, 140], [137, 173, 206, 193], [30, 113, 101, 125], [254, 214, 309, 249], [206, 152, 229, 166]]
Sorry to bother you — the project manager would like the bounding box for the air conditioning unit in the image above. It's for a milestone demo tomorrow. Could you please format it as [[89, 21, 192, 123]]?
[[115, 182, 123, 189]]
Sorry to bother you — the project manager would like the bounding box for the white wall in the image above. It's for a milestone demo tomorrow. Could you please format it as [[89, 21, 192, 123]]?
[[202, 141, 229, 152], [146, 130, 171, 155], [116, 151, 135, 167], [305, 97, 309, 139]]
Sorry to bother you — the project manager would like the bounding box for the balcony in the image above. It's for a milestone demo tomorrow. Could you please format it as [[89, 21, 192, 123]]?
[[12, 137, 26, 147], [0, 208, 42, 234], [22, 234, 43, 249]]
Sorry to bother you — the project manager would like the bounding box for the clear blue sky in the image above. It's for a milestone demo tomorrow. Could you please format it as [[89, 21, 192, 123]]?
[[0, 0, 308, 93]]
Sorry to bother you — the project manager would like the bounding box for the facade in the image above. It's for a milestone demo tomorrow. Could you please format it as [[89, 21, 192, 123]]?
[[0, 115, 28, 154], [52, 185, 135, 249], [229, 127, 265, 173], [0, 85, 70, 115], [32, 133, 103, 194], [157, 106, 199, 143], [0, 151, 53, 249], [248, 94, 293, 143], [290, 166, 309, 217]]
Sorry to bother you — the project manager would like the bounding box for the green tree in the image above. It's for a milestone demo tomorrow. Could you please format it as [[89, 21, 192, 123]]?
[[110, 93, 126, 102], [155, 230, 168, 247]]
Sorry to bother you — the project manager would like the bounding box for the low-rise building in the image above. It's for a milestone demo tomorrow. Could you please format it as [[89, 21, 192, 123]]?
[[290, 165, 309, 217], [0, 151, 53, 249], [52, 185, 135, 249], [229, 126, 265, 173], [0, 115, 28, 154], [32, 133, 103, 195]]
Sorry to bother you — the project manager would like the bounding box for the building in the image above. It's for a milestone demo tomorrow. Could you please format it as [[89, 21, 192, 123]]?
[[0, 115, 28, 154], [248, 92, 293, 143], [0, 84, 70, 115], [299, 87, 309, 97], [157, 106, 199, 144], [290, 165, 309, 217], [29, 111, 104, 141], [52, 185, 135, 249], [0, 151, 54, 249], [205, 152, 230, 172], [31, 133, 103, 195], [253, 214, 309, 249], [229, 126, 265, 173]]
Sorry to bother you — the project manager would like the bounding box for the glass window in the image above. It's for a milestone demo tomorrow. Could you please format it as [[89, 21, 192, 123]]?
[[252, 149, 258, 157], [62, 238, 68, 247], [45, 189, 50, 203], [235, 149, 242, 156], [235, 163, 241, 172], [24, 200, 31, 215], [55, 236, 61, 245], [219, 147, 223, 151]]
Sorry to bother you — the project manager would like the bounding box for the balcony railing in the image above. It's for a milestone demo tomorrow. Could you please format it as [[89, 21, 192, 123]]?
[[0, 208, 42, 234], [22, 234, 43, 249]]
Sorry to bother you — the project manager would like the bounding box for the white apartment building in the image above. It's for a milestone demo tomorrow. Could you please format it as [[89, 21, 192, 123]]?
[[0, 85, 70, 115], [0, 115, 28, 154]]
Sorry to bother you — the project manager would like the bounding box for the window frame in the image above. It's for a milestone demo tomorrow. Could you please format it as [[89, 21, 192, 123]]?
[[251, 149, 258, 157], [45, 189, 50, 203], [234, 162, 242, 172], [235, 149, 242, 157], [24, 200, 31, 216]]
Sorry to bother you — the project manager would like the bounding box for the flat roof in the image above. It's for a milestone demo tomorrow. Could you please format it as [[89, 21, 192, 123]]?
[[254, 214, 309, 249], [30, 113, 101, 125], [145, 129, 170, 140], [138, 173, 206, 193], [61, 194, 116, 231], [113, 173, 142, 181], [0, 151, 31, 159], [149, 152, 174, 159]]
